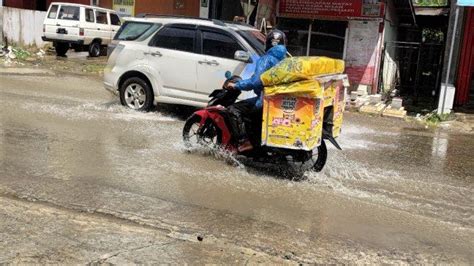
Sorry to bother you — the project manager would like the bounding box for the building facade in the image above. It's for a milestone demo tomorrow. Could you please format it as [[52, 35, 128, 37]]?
[[453, 5, 474, 107], [252, 0, 393, 93], [3, 0, 199, 17], [3, 0, 109, 11]]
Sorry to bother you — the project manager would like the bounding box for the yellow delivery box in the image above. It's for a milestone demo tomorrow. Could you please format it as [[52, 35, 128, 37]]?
[[318, 75, 347, 138], [260, 56, 347, 151], [261, 81, 324, 151]]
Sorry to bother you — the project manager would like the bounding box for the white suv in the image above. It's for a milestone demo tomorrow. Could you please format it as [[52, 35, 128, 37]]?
[[42, 2, 121, 57], [104, 16, 266, 111]]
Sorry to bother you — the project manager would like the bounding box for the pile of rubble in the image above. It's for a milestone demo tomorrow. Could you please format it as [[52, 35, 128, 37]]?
[[349, 85, 407, 119]]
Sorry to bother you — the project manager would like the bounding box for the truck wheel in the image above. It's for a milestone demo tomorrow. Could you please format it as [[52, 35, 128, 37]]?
[[89, 42, 101, 57], [55, 43, 69, 57]]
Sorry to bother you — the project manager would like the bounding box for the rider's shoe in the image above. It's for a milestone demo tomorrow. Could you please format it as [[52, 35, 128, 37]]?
[[237, 140, 253, 152]]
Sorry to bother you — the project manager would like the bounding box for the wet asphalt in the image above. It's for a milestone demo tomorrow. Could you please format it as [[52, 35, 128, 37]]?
[[0, 71, 473, 263]]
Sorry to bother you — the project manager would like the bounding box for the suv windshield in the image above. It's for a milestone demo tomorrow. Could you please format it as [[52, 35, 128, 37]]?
[[115, 21, 161, 41], [237, 30, 265, 55]]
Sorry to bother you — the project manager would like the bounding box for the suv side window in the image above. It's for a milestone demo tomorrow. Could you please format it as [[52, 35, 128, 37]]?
[[201, 30, 244, 60], [85, 8, 95, 23], [96, 11, 108, 24], [110, 13, 121, 26], [150, 27, 196, 53]]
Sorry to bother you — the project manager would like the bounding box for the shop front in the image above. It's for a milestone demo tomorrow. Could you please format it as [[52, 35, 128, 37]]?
[[275, 0, 385, 92], [455, 7, 474, 107]]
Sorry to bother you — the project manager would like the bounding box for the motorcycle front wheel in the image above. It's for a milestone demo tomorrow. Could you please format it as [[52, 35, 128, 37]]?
[[183, 114, 222, 149]]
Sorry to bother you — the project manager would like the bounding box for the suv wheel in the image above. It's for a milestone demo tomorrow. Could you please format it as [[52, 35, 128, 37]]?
[[89, 42, 101, 57], [119, 77, 154, 111], [55, 43, 69, 57]]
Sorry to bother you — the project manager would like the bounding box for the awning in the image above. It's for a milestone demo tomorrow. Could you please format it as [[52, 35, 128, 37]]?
[[414, 7, 450, 15]]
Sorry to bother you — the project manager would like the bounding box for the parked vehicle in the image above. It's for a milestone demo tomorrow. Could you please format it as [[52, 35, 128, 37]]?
[[42, 2, 121, 57], [182, 71, 346, 177], [104, 16, 266, 111]]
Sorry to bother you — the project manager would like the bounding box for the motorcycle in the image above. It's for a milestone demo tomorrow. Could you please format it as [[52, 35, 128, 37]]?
[[182, 71, 342, 176]]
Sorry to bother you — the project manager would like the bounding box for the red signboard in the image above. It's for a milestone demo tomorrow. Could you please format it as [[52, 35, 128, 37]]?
[[278, 0, 384, 19]]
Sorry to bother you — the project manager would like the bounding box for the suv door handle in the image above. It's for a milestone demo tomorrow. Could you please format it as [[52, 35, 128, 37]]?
[[144, 51, 162, 57], [198, 60, 219, 66]]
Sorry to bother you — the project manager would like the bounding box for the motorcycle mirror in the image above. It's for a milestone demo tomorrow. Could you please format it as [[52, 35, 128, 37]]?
[[225, 71, 232, 79]]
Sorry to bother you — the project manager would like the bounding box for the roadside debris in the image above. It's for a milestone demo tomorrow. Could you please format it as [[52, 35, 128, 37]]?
[[36, 49, 46, 59], [0, 45, 47, 65], [349, 85, 408, 119]]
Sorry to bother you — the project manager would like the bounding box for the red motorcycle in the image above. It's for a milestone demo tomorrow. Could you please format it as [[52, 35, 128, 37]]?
[[182, 72, 337, 176]]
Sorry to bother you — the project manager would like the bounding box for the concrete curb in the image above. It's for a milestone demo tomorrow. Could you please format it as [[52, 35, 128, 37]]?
[[0, 67, 55, 76]]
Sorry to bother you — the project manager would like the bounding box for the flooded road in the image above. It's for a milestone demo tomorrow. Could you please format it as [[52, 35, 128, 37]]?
[[0, 72, 473, 263]]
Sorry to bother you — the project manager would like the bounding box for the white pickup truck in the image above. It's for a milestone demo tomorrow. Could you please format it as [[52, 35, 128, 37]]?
[[42, 2, 121, 57]]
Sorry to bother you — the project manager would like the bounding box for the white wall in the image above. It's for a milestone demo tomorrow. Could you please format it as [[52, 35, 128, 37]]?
[[345, 20, 382, 92], [2, 7, 46, 47], [199, 1, 209, 18], [0, 7, 4, 44], [381, 0, 399, 93]]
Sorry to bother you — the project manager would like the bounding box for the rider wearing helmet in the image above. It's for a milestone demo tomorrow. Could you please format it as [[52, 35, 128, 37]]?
[[228, 30, 288, 152]]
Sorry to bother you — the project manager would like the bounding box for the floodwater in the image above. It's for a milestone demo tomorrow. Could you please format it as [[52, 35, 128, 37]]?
[[0, 73, 473, 263]]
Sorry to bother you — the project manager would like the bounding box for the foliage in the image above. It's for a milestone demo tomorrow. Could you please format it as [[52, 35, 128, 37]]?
[[413, 0, 448, 6], [423, 111, 452, 126], [12, 48, 31, 60], [83, 64, 105, 73], [422, 28, 444, 43]]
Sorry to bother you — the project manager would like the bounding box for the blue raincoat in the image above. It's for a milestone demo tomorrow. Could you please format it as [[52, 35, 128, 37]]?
[[235, 45, 287, 109]]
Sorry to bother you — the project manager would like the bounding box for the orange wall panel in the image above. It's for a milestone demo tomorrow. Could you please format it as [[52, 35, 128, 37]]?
[[99, 0, 113, 9], [135, 0, 199, 17]]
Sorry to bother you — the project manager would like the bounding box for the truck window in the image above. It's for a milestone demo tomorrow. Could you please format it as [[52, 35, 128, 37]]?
[[48, 5, 59, 19], [58, 6, 80, 21], [110, 13, 121, 26], [96, 11, 108, 24], [85, 8, 95, 22]]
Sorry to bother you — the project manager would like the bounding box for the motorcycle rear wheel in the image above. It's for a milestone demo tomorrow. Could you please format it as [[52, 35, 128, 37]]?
[[183, 114, 222, 148]]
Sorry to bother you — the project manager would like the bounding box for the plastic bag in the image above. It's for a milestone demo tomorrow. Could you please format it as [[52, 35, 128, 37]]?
[[261, 56, 345, 86], [264, 80, 322, 98]]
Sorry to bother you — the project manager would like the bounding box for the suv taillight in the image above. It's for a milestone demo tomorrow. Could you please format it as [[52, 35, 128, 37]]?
[[43, 25, 45, 33], [79, 28, 84, 36]]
